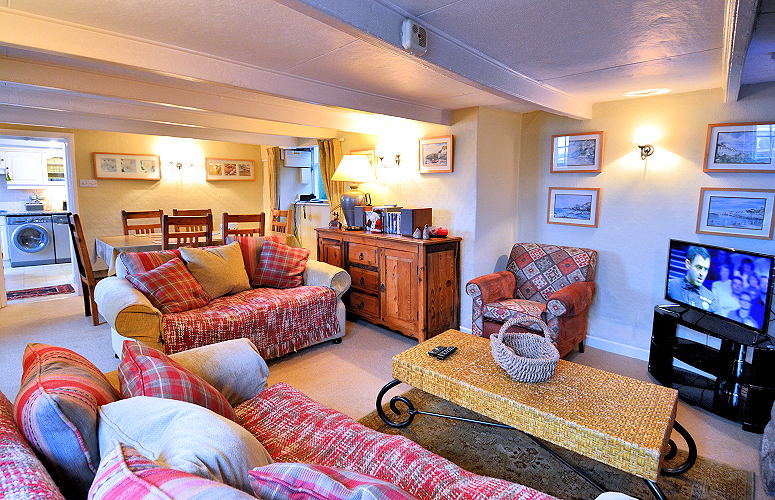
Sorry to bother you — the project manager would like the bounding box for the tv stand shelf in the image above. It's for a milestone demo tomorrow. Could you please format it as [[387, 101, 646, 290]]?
[[649, 305, 775, 433]]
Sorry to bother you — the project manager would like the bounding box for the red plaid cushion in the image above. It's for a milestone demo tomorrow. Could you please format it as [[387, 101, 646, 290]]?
[[120, 249, 182, 274], [249, 463, 419, 500], [126, 257, 210, 314], [255, 240, 309, 289], [118, 341, 237, 422], [231, 235, 287, 287]]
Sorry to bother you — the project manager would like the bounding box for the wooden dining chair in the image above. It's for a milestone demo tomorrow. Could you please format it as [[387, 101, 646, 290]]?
[[222, 212, 265, 239], [271, 209, 290, 234], [162, 213, 213, 249], [122, 209, 163, 235], [173, 208, 212, 232], [68, 213, 109, 326]]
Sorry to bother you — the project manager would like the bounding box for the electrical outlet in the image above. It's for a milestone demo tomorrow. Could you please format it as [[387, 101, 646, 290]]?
[[79, 179, 98, 188]]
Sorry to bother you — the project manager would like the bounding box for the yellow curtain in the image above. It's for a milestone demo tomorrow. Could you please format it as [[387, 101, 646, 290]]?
[[317, 138, 343, 218], [265, 146, 281, 210]]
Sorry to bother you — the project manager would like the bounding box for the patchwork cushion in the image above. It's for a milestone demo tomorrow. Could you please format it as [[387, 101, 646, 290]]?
[[98, 397, 273, 494], [13, 344, 120, 499], [255, 240, 310, 289], [483, 298, 546, 326], [120, 249, 182, 275], [505, 243, 596, 302], [179, 242, 251, 298], [119, 340, 237, 422], [231, 235, 287, 287], [0, 390, 64, 500], [90, 441, 255, 500], [126, 257, 211, 314], [249, 463, 419, 500]]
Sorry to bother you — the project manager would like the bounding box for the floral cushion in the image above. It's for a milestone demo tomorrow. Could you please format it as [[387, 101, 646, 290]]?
[[90, 441, 256, 500], [119, 340, 237, 422], [255, 240, 309, 289], [505, 243, 596, 302], [126, 257, 211, 314], [230, 235, 286, 287], [249, 463, 419, 500], [120, 249, 182, 275], [13, 344, 120, 499]]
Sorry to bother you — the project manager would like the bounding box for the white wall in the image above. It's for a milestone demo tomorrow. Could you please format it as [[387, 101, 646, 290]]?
[[519, 86, 775, 359]]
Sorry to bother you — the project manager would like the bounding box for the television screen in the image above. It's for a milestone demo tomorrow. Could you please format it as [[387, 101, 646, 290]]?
[[666, 239, 774, 335]]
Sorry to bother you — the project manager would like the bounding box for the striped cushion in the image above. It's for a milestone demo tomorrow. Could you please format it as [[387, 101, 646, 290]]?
[[126, 257, 211, 314], [255, 240, 309, 289], [90, 441, 255, 500], [119, 341, 237, 422], [0, 390, 64, 500], [249, 463, 419, 500], [120, 249, 182, 275], [230, 235, 286, 287], [13, 344, 120, 499]]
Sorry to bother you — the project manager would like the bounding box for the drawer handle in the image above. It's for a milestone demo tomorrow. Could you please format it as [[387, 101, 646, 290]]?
[[359, 252, 364, 260], [357, 301, 365, 309], [380, 283, 385, 292], [359, 277, 365, 285]]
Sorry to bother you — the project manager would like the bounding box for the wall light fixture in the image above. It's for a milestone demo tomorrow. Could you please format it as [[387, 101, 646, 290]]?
[[633, 126, 657, 160]]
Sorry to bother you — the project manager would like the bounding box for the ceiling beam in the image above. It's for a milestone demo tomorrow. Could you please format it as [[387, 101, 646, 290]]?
[[723, 0, 759, 102], [274, 0, 592, 119]]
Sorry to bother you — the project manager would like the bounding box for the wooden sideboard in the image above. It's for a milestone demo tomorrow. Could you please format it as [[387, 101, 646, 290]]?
[[315, 228, 461, 342]]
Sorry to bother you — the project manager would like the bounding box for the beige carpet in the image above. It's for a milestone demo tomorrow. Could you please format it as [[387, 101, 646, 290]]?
[[360, 387, 754, 500]]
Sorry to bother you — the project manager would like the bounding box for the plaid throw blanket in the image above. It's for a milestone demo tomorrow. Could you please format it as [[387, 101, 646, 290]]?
[[162, 286, 339, 359]]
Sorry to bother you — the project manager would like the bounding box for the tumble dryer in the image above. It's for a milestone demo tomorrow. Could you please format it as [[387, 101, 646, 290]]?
[[7, 215, 56, 267]]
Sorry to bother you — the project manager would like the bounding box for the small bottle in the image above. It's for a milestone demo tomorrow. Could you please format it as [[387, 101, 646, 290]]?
[[413, 227, 421, 238], [422, 225, 430, 240]]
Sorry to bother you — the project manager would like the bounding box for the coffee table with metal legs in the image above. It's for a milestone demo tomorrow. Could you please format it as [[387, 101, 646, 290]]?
[[376, 330, 696, 500]]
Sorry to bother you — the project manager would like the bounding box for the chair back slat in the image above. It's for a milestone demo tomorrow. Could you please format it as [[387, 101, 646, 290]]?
[[222, 212, 265, 239], [173, 209, 212, 232], [122, 209, 163, 235], [271, 209, 290, 234], [162, 214, 213, 249], [68, 213, 108, 326]]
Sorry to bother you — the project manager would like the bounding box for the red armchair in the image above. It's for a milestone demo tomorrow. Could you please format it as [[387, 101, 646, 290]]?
[[466, 243, 597, 357]]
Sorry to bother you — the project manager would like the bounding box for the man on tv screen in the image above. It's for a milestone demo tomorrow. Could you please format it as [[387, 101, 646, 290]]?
[[668, 245, 719, 313]]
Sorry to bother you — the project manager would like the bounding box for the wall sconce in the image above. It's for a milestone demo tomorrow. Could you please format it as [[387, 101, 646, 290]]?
[[168, 161, 194, 170], [633, 126, 657, 160], [376, 154, 401, 169]]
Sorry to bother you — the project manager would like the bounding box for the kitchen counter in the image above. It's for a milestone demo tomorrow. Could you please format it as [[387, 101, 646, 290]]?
[[1, 210, 70, 216]]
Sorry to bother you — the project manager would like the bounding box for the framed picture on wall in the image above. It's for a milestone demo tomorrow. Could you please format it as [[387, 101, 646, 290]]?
[[547, 187, 600, 227], [551, 131, 603, 173], [419, 135, 453, 173], [696, 187, 775, 239], [93, 153, 161, 180], [205, 158, 255, 181], [350, 149, 375, 167], [704, 122, 775, 172]]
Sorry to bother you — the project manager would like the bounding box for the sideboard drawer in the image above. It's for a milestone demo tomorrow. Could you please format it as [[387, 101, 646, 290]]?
[[348, 243, 378, 267], [349, 267, 380, 293], [347, 291, 379, 317]]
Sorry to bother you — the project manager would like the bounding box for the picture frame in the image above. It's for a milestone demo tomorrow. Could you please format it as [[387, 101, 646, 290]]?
[[703, 122, 775, 172], [696, 187, 775, 240], [419, 135, 453, 173], [547, 187, 600, 227], [350, 149, 375, 167], [551, 131, 603, 173], [93, 153, 161, 180], [205, 158, 255, 181]]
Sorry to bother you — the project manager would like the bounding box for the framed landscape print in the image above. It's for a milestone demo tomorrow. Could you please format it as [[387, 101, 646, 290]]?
[[696, 187, 775, 240], [547, 187, 600, 227], [704, 122, 775, 172], [205, 158, 255, 181], [419, 135, 453, 173], [93, 153, 161, 180], [551, 131, 603, 173], [350, 149, 375, 167]]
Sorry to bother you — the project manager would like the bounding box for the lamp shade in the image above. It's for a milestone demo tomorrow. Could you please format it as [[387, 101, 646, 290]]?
[[332, 155, 377, 184]]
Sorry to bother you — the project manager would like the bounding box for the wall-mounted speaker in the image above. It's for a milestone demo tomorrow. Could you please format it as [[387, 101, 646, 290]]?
[[401, 19, 428, 56]]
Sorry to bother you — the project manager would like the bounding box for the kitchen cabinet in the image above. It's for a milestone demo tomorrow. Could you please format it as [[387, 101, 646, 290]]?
[[316, 228, 461, 342], [2, 149, 65, 189]]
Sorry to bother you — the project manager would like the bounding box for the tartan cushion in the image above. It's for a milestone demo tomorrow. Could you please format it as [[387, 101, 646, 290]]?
[[249, 463, 419, 500], [119, 340, 237, 422], [90, 441, 255, 500], [255, 240, 309, 289], [505, 243, 596, 303], [120, 249, 182, 275], [230, 235, 286, 287], [126, 257, 211, 314], [13, 344, 120, 499], [0, 390, 64, 500]]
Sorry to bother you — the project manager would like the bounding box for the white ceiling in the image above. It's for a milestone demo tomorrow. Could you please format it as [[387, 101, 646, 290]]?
[[0, 0, 771, 141]]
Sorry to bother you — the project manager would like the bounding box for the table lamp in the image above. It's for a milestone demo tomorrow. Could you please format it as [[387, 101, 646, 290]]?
[[331, 154, 377, 228]]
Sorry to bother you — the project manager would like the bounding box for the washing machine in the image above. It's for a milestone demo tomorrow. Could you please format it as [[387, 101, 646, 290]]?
[[7, 215, 56, 267]]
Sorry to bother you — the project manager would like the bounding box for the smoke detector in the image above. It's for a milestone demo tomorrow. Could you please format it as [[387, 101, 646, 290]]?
[[401, 19, 427, 56]]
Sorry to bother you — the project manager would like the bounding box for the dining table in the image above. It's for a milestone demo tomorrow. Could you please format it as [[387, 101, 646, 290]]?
[[94, 233, 223, 275]]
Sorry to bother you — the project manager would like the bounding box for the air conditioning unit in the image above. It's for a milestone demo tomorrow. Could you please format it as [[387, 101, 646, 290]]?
[[401, 19, 427, 56], [283, 149, 312, 168]]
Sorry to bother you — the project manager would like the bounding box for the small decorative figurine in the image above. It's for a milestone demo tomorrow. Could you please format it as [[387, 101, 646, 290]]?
[[329, 212, 341, 229]]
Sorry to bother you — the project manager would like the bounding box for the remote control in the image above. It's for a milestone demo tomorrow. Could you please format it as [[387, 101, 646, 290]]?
[[435, 346, 457, 360], [428, 346, 446, 357]]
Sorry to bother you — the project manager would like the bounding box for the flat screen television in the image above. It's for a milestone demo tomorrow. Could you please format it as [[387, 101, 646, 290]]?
[[665, 239, 775, 338]]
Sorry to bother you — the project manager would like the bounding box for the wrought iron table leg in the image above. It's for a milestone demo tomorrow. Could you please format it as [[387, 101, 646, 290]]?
[[645, 479, 668, 500], [661, 421, 697, 476]]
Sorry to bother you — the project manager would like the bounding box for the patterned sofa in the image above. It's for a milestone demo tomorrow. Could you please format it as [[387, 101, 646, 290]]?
[[1, 339, 571, 500], [94, 237, 350, 359]]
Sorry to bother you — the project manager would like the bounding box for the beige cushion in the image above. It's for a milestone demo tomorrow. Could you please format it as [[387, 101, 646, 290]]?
[[180, 242, 250, 299], [98, 396, 273, 493]]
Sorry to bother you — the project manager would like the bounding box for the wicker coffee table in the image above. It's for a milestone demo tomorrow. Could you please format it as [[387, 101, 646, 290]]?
[[376, 329, 696, 499]]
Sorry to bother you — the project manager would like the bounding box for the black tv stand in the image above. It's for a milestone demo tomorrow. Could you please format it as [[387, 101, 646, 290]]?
[[649, 305, 775, 433]]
